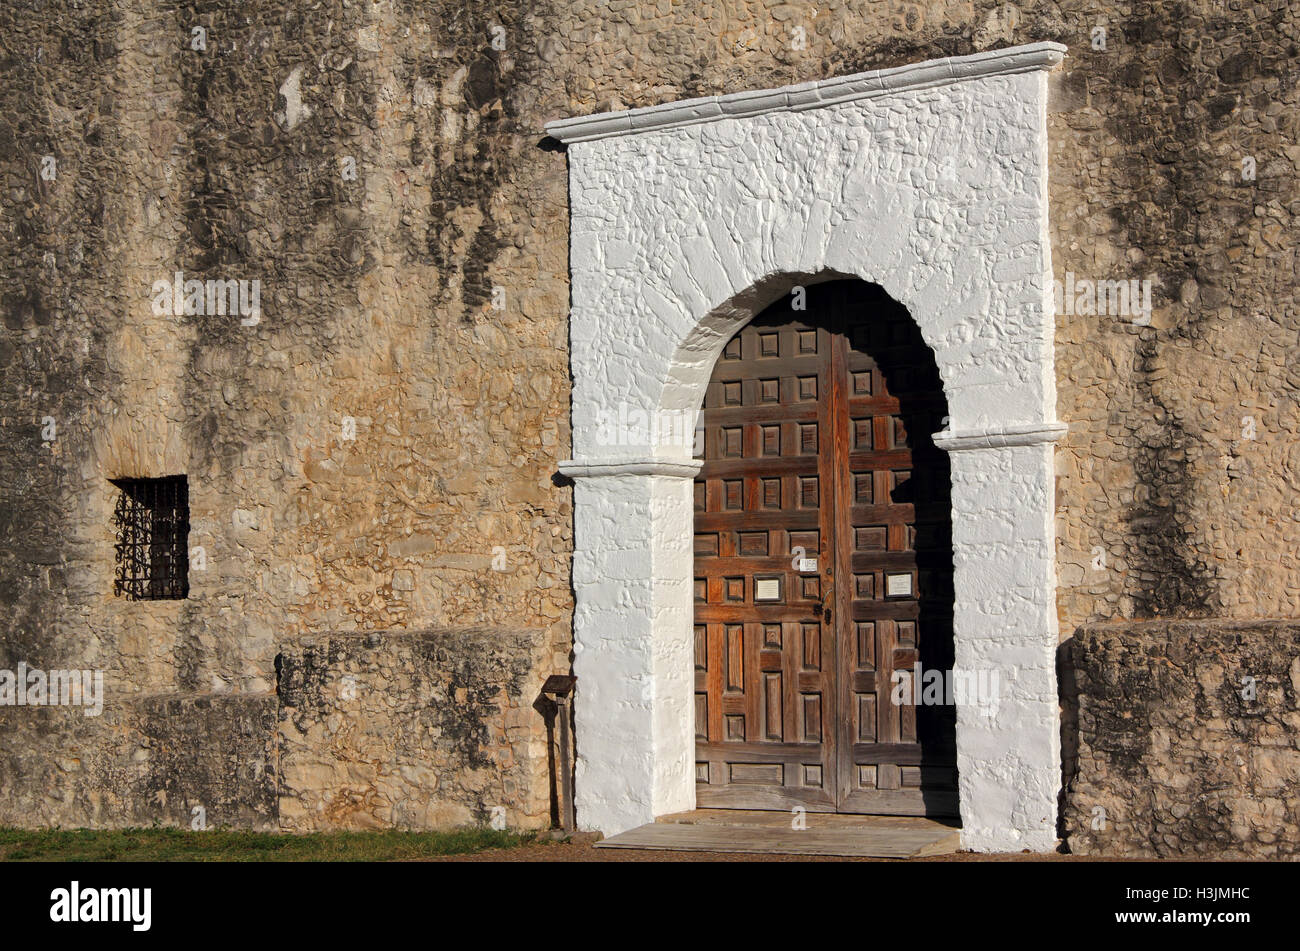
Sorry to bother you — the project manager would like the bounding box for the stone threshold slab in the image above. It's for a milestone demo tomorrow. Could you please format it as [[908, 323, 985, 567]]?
[[595, 810, 961, 858]]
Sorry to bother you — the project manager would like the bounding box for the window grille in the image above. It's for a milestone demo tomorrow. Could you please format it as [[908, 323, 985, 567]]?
[[111, 476, 189, 600]]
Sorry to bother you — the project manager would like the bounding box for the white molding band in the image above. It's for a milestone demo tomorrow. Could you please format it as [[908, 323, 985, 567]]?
[[559, 458, 704, 479], [555, 42, 1067, 852], [933, 422, 1070, 452], [546, 42, 1066, 143]]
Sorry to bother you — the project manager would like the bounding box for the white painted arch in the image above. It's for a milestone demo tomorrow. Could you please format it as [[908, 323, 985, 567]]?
[[549, 42, 1068, 852]]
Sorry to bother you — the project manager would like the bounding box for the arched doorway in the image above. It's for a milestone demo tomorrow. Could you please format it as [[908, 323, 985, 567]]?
[[550, 42, 1068, 849], [692, 280, 957, 815]]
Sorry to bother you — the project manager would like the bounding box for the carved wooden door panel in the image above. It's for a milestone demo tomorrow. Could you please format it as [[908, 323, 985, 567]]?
[[831, 287, 958, 816], [693, 281, 957, 816], [693, 305, 839, 811]]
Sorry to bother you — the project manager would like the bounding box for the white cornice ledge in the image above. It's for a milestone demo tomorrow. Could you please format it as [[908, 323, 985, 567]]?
[[559, 457, 704, 479], [545, 42, 1066, 144], [932, 422, 1069, 452]]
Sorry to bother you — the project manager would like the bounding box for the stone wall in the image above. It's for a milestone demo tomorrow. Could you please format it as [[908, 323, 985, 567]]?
[[276, 627, 552, 831], [1062, 619, 1300, 858], [0, 692, 278, 830], [0, 628, 553, 831]]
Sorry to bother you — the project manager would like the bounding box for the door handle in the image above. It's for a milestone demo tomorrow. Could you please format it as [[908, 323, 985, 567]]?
[[816, 575, 832, 623]]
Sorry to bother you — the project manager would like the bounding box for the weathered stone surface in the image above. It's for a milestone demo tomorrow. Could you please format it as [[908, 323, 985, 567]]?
[[1063, 619, 1300, 859], [276, 627, 551, 831], [0, 627, 550, 830], [0, 693, 278, 830]]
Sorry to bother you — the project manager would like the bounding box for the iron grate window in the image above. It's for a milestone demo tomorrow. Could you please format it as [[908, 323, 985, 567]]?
[[111, 476, 189, 600]]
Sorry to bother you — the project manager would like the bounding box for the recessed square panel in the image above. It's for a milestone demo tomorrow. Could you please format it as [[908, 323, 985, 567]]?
[[896, 620, 916, 647], [726, 625, 743, 690], [854, 418, 873, 449], [855, 526, 887, 551], [761, 425, 781, 455], [852, 369, 873, 395], [694, 578, 707, 602], [761, 477, 781, 508], [858, 765, 878, 788], [799, 423, 817, 454], [729, 763, 782, 784], [723, 426, 743, 457], [759, 379, 780, 402], [696, 762, 710, 783], [789, 530, 819, 553], [764, 673, 782, 740], [854, 573, 875, 599], [694, 532, 719, 556], [797, 376, 817, 401], [722, 381, 742, 405], [724, 479, 743, 509], [892, 415, 908, 448], [803, 764, 823, 787], [857, 695, 877, 741], [725, 715, 746, 741], [802, 696, 822, 741], [856, 621, 876, 667], [725, 578, 745, 601], [854, 473, 873, 503], [763, 624, 782, 648], [800, 576, 821, 600], [739, 531, 769, 556], [801, 622, 820, 669], [723, 337, 741, 360], [799, 476, 819, 508], [759, 333, 780, 357], [797, 330, 817, 353]]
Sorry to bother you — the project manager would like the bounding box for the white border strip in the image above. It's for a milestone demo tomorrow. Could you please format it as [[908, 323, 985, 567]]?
[[559, 458, 704, 479], [545, 42, 1066, 143], [932, 422, 1069, 452]]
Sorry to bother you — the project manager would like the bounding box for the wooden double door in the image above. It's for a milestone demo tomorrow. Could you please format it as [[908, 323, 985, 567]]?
[[693, 280, 958, 816]]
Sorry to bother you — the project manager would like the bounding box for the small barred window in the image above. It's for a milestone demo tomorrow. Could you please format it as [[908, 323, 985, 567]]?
[[111, 476, 190, 600]]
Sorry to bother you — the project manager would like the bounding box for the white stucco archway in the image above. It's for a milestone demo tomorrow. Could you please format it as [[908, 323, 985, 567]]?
[[548, 42, 1068, 852]]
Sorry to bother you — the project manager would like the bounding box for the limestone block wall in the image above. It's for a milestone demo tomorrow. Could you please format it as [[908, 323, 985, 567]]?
[[1062, 619, 1300, 859], [276, 627, 553, 831], [0, 693, 278, 830], [0, 627, 553, 831]]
